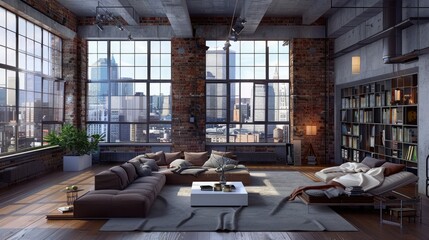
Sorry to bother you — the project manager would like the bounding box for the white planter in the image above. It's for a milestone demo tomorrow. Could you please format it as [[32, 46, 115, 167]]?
[[63, 154, 92, 171]]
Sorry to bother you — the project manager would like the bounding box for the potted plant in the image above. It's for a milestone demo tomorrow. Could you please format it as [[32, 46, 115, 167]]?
[[44, 124, 105, 171]]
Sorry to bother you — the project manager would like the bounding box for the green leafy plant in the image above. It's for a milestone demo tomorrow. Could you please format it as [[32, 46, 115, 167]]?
[[44, 124, 105, 156]]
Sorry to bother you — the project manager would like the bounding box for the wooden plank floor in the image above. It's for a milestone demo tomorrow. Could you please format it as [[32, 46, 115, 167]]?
[[0, 163, 428, 240]]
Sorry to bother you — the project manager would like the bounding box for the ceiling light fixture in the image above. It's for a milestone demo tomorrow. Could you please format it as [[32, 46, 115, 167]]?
[[95, 2, 134, 40]]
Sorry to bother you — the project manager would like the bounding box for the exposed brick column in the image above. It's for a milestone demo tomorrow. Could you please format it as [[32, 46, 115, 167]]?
[[63, 37, 87, 128], [171, 38, 206, 152], [290, 38, 334, 165]]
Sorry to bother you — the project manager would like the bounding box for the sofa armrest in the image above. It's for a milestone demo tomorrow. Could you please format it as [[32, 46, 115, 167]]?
[[95, 170, 122, 190]]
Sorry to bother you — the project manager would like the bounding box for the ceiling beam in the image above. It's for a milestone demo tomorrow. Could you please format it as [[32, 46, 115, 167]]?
[[240, 0, 273, 35], [101, 0, 140, 25], [160, 0, 193, 37], [302, 0, 331, 25]]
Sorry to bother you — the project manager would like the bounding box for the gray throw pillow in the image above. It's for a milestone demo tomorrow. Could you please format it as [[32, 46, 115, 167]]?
[[140, 164, 152, 176], [361, 156, 385, 168], [129, 159, 151, 177], [165, 152, 183, 165], [211, 150, 235, 159], [203, 153, 238, 168], [184, 151, 208, 166], [145, 151, 167, 166], [139, 158, 160, 171], [169, 159, 193, 169]]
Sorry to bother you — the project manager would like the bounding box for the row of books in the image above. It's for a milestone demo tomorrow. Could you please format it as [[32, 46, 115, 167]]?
[[404, 145, 418, 162]]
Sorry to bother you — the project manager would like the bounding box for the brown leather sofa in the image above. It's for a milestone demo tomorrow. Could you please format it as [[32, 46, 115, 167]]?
[[73, 161, 166, 218]]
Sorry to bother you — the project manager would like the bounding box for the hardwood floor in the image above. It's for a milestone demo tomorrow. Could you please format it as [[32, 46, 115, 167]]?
[[0, 164, 428, 240]]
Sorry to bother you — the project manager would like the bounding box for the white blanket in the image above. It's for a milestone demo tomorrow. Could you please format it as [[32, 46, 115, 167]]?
[[320, 162, 370, 174], [331, 167, 385, 192]]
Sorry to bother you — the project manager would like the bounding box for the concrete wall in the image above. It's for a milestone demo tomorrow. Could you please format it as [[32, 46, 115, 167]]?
[[331, 0, 429, 194]]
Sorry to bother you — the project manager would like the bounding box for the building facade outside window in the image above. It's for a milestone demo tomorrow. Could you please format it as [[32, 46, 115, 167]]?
[[86, 40, 172, 143], [206, 40, 290, 143], [0, 7, 63, 154]]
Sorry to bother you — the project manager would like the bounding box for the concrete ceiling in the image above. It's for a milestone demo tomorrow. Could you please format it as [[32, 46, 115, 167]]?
[[57, 0, 334, 37]]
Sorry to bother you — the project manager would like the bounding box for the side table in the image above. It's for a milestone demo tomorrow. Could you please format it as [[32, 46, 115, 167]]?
[[62, 188, 84, 205], [376, 192, 421, 228]]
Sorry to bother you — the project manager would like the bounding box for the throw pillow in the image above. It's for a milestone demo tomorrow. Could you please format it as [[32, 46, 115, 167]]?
[[121, 162, 138, 182], [381, 162, 405, 176], [169, 159, 193, 169], [109, 166, 129, 189], [145, 151, 167, 166], [140, 164, 152, 176], [184, 151, 208, 166], [139, 158, 160, 171], [165, 152, 183, 165], [211, 150, 235, 159], [203, 153, 238, 168], [361, 156, 385, 168], [129, 159, 147, 177]]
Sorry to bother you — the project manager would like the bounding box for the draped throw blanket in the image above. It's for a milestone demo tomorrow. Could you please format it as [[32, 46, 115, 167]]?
[[171, 166, 208, 176], [320, 162, 370, 174], [331, 167, 385, 192]]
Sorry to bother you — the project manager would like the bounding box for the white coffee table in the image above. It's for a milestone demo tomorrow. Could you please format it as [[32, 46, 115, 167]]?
[[190, 181, 248, 206]]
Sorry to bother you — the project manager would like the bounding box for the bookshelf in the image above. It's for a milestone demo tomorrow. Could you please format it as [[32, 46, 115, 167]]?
[[340, 74, 418, 173]]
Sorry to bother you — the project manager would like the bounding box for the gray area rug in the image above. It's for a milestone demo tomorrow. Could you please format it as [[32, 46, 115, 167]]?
[[100, 171, 357, 232]]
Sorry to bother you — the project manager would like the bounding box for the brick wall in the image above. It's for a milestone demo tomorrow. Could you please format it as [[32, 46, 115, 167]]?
[[290, 38, 335, 165], [170, 38, 207, 152], [63, 37, 87, 127], [20, 0, 77, 31]]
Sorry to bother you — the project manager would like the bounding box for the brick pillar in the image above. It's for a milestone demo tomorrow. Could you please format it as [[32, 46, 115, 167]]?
[[63, 37, 87, 128], [171, 38, 206, 152], [290, 38, 334, 165]]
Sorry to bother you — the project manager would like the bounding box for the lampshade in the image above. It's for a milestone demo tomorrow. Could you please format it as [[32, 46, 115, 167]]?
[[352, 56, 360, 74], [306, 126, 317, 136]]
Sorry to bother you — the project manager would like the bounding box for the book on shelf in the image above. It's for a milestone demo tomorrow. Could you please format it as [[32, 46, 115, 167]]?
[[412, 146, 417, 162], [405, 145, 414, 161]]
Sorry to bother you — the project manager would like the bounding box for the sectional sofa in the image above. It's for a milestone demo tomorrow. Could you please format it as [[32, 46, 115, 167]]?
[[73, 151, 251, 218]]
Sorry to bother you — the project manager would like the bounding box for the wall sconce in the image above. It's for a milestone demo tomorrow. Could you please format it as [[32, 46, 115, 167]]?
[[305, 125, 317, 165], [306, 125, 317, 136], [352, 56, 360, 74]]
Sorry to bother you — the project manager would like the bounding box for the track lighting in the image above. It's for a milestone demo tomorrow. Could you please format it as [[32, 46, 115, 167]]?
[[128, 34, 133, 41], [117, 25, 124, 31]]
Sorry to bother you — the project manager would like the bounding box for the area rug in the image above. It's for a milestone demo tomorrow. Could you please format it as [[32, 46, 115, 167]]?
[[100, 171, 357, 232]]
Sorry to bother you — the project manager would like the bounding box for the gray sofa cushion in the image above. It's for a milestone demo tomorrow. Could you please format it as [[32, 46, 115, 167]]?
[[361, 156, 385, 168], [110, 166, 129, 189], [121, 162, 138, 183]]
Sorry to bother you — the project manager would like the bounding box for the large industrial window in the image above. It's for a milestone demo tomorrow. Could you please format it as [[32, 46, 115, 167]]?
[[86, 40, 172, 143], [0, 7, 63, 154], [206, 40, 290, 143]]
